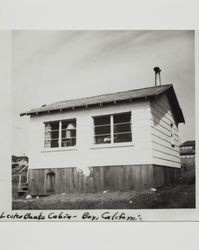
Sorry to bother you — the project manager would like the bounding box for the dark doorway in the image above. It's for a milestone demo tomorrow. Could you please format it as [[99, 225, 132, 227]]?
[[46, 171, 55, 194]]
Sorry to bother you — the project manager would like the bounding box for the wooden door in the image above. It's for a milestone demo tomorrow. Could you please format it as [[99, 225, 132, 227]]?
[[46, 172, 55, 194]]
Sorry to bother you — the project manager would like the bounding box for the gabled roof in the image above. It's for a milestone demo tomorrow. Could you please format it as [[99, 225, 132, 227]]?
[[20, 84, 185, 124]]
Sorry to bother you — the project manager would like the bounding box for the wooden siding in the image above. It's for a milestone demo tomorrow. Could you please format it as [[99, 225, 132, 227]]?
[[150, 94, 181, 168], [28, 165, 180, 196], [153, 165, 180, 186]]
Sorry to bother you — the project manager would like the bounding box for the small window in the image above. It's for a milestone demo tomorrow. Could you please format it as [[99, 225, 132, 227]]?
[[44, 119, 76, 148], [93, 112, 132, 145], [170, 123, 175, 148]]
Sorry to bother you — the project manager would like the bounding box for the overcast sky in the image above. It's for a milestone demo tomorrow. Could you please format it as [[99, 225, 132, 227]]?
[[12, 30, 195, 155]]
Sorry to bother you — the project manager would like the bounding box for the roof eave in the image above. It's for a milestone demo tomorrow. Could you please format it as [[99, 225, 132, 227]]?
[[19, 96, 149, 116], [19, 85, 185, 122], [166, 85, 185, 125]]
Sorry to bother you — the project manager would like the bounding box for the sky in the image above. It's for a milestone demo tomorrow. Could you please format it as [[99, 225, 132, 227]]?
[[12, 30, 195, 156]]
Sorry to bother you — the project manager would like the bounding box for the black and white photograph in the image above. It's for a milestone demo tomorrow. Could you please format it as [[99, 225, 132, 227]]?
[[0, 1, 199, 250], [11, 30, 196, 211]]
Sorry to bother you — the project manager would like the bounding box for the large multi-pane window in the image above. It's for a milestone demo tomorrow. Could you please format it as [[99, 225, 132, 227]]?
[[93, 112, 132, 144], [44, 119, 76, 148]]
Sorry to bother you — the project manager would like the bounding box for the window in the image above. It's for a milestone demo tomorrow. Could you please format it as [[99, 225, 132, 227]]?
[[182, 146, 192, 150], [61, 120, 76, 147], [93, 112, 132, 144], [113, 113, 132, 143], [186, 155, 194, 159], [44, 119, 76, 148], [94, 115, 111, 144], [44, 121, 59, 148], [170, 123, 175, 148]]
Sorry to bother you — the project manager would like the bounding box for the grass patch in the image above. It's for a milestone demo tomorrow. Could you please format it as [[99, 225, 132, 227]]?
[[12, 183, 195, 210]]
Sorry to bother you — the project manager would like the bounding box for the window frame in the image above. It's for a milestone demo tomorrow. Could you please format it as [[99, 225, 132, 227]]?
[[43, 118, 77, 150], [92, 111, 133, 147]]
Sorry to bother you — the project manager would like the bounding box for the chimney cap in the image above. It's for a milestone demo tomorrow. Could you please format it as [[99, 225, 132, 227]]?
[[153, 67, 161, 73]]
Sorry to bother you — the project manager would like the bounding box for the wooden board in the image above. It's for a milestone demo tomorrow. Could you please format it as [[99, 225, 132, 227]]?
[[28, 164, 180, 196]]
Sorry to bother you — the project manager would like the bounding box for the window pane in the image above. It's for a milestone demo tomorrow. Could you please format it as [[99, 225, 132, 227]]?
[[51, 139, 59, 148], [114, 133, 132, 143], [44, 122, 59, 148], [94, 115, 111, 144], [61, 119, 76, 147], [114, 123, 131, 133], [113, 112, 132, 143], [95, 125, 110, 135], [113, 112, 131, 123], [94, 115, 110, 126], [94, 135, 111, 144]]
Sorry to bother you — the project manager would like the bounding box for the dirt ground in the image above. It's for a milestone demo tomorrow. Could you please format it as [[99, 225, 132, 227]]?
[[12, 182, 195, 210]]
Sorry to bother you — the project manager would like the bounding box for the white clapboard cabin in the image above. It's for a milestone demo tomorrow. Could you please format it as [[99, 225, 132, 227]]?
[[20, 69, 185, 196]]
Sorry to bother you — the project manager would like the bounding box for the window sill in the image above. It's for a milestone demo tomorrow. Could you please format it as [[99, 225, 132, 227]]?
[[41, 147, 78, 153], [90, 142, 134, 150]]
